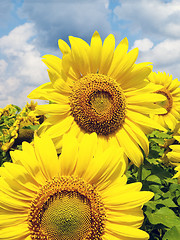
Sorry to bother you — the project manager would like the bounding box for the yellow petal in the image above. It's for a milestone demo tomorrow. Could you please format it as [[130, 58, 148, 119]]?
[[167, 151, 180, 163], [35, 103, 70, 115], [128, 103, 167, 115], [1, 162, 38, 192], [126, 111, 166, 131], [169, 78, 180, 92], [12, 143, 37, 170], [62, 52, 81, 79], [40, 115, 74, 138], [104, 191, 154, 209], [86, 146, 126, 187], [89, 31, 102, 73], [69, 36, 90, 76], [0, 178, 33, 203], [74, 133, 98, 178], [169, 144, 180, 152], [28, 83, 69, 104], [42, 54, 62, 75], [116, 127, 144, 167], [99, 34, 115, 74], [119, 65, 151, 90], [34, 135, 60, 179], [47, 68, 72, 93], [125, 118, 149, 156], [0, 224, 29, 240], [0, 212, 27, 228], [114, 48, 139, 82], [170, 108, 180, 119], [107, 213, 143, 228], [102, 182, 142, 199], [164, 113, 178, 130], [108, 37, 128, 77], [58, 39, 71, 55], [0, 191, 30, 212], [105, 222, 149, 240], [127, 93, 166, 103], [60, 134, 79, 176]]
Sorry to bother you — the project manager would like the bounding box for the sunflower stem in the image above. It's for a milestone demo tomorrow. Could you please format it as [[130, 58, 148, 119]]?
[[137, 164, 143, 182]]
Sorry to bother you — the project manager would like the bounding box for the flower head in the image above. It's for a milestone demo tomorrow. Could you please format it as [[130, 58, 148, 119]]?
[[166, 136, 180, 166], [0, 133, 153, 240], [173, 164, 180, 183], [0, 101, 42, 152], [28, 32, 166, 166], [166, 135, 180, 182], [148, 71, 180, 131]]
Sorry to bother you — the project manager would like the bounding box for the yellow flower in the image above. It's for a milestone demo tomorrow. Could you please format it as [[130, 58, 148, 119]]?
[[173, 165, 180, 183], [148, 71, 180, 131], [0, 101, 42, 152], [166, 136, 180, 166], [166, 136, 180, 182], [28, 32, 166, 166], [0, 133, 153, 240]]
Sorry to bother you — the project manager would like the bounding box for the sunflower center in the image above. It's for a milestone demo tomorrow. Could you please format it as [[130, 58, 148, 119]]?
[[28, 176, 105, 240], [69, 73, 126, 135], [41, 193, 91, 240], [156, 87, 173, 115], [90, 91, 112, 114]]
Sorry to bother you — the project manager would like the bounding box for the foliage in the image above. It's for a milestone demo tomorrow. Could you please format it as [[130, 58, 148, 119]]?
[[127, 130, 180, 239]]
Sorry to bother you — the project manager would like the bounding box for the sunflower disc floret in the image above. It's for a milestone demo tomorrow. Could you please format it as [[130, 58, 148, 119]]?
[[155, 87, 173, 115], [148, 71, 180, 130], [70, 73, 126, 135], [28, 176, 105, 240]]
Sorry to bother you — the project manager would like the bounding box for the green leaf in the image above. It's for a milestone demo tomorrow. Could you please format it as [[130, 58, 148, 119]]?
[[151, 138, 165, 144], [154, 131, 173, 139], [163, 226, 180, 240], [142, 168, 151, 180], [169, 183, 180, 192], [146, 207, 180, 228], [149, 185, 163, 194], [148, 130, 173, 139], [22, 125, 40, 131], [162, 191, 172, 199], [146, 198, 177, 210], [146, 175, 161, 184], [177, 197, 180, 206]]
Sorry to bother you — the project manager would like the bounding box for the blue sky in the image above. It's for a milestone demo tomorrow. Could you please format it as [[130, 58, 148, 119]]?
[[0, 0, 180, 108]]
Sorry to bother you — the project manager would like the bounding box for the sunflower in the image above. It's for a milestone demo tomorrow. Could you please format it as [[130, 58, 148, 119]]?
[[28, 31, 166, 166], [148, 71, 180, 131], [0, 101, 42, 152], [166, 136, 180, 182], [0, 133, 153, 240], [166, 136, 180, 166], [160, 124, 180, 166], [172, 165, 180, 183]]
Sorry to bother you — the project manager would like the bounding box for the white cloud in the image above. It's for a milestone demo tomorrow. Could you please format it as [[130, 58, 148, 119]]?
[[132, 38, 154, 52], [136, 38, 180, 79], [18, 0, 111, 49], [0, 59, 7, 73], [0, 23, 48, 108], [114, 0, 180, 39], [115, 0, 180, 79]]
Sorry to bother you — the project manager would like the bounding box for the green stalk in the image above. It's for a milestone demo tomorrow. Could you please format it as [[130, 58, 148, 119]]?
[[137, 164, 143, 182]]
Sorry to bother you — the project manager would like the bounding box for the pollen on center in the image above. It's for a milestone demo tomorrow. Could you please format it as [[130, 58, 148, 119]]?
[[41, 192, 91, 240], [69, 73, 126, 135]]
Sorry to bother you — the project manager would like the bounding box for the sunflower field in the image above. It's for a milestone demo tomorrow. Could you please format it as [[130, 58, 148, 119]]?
[[0, 32, 180, 240]]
